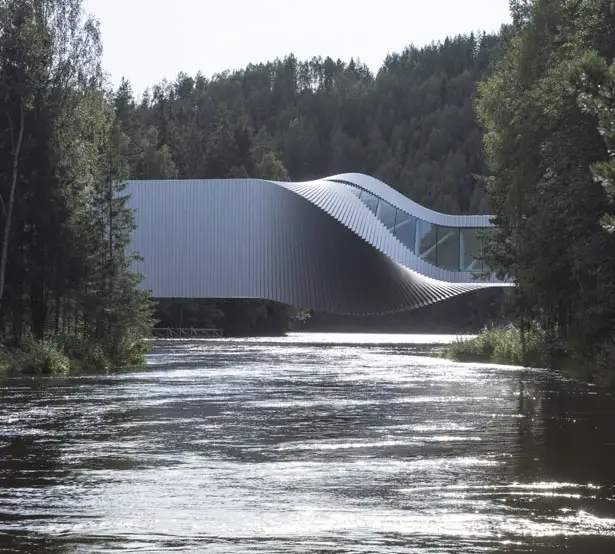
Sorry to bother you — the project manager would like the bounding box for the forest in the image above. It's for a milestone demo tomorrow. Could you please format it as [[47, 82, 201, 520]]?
[[2, 0, 615, 373], [0, 0, 509, 358], [113, 24, 504, 335], [0, 0, 155, 371], [471, 0, 615, 373]]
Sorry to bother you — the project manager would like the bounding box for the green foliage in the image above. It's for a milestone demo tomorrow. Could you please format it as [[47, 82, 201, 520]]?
[[477, 0, 615, 366], [0, 330, 152, 375], [446, 322, 551, 367], [104, 272, 156, 365], [0, 0, 155, 369], [575, 51, 615, 233], [154, 298, 296, 337], [54, 332, 108, 371], [255, 151, 289, 181], [15, 334, 71, 376], [115, 34, 501, 214]]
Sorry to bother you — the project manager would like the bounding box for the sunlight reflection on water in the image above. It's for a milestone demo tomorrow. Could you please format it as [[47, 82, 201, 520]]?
[[0, 333, 614, 553]]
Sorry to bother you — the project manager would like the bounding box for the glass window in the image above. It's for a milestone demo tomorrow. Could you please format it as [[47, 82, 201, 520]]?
[[360, 191, 378, 214], [340, 188, 489, 274], [460, 228, 483, 271], [418, 220, 437, 265], [376, 200, 396, 230], [436, 226, 460, 271], [394, 211, 417, 252]]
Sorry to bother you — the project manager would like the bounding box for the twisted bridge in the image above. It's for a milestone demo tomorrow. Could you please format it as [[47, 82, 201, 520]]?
[[126, 173, 508, 315]]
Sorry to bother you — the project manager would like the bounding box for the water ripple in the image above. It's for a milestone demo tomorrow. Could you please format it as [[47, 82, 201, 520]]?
[[1, 333, 614, 553]]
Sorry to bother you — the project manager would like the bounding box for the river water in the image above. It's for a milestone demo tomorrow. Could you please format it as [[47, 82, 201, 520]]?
[[1, 333, 614, 553]]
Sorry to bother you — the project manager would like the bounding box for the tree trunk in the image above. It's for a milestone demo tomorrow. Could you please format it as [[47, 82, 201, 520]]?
[[30, 266, 48, 340], [12, 256, 23, 348], [519, 295, 527, 367], [62, 297, 68, 333], [74, 298, 79, 336], [0, 101, 25, 305], [107, 176, 114, 337], [54, 289, 61, 335]]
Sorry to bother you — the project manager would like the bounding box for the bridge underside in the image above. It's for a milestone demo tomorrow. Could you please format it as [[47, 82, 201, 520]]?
[[126, 175, 507, 315]]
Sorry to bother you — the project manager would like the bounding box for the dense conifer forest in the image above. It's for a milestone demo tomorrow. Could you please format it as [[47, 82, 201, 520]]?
[[116, 32, 500, 214], [0, 0, 155, 371], [474, 0, 615, 372], [2, 0, 615, 374]]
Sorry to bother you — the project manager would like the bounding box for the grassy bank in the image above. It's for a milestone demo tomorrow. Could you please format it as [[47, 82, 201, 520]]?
[[444, 324, 615, 388], [0, 333, 150, 376], [445, 323, 552, 367]]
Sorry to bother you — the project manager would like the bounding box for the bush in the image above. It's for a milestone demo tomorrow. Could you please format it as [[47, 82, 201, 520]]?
[[0, 344, 15, 374], [53, 332, 151, 370], [446, 322, 552, 367], [107, 335, 152, 366], [54, 333, 109, 371], [0, 331, 151, 376], [16, 334, 71, 375]]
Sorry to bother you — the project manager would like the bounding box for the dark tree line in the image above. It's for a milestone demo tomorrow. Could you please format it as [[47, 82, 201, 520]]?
[[117, 32, 501, 214], [478, 0, 615, 366], [0, 0, 154, 364]]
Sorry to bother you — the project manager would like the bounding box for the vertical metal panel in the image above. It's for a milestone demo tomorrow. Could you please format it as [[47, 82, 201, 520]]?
[[125, 174, 509, 315]]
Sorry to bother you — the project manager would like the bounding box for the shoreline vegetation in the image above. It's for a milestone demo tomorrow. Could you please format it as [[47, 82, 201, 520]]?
[[443, 325, 615, 389], [445, 323, 554, 368], [464, 0, 615, 389], [0, 333, 151, 376]]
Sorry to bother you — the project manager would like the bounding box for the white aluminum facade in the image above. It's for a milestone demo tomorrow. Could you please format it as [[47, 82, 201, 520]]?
[[126, 173, 509, 315]]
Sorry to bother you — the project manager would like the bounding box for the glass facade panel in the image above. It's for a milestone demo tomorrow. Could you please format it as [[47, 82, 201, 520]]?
[[360, 191, 378, 214], [376, 200, 396, 230], [436, 226, 460, 271], [460, 228, 483, 271], [418, 220, 438, 265], [341, 183, 489, 273], [394, 212, 417, 252]]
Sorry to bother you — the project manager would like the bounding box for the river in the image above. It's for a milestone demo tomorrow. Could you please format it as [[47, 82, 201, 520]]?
[[1, 333, 614, 553]]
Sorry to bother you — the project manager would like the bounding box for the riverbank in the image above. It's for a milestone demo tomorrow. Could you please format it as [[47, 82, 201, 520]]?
[[0, 334, 150, 376], [443, 324, 615, 388]]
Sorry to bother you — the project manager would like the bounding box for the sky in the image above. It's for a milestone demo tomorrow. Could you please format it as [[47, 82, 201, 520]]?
[[82, 0, 512, 95]]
